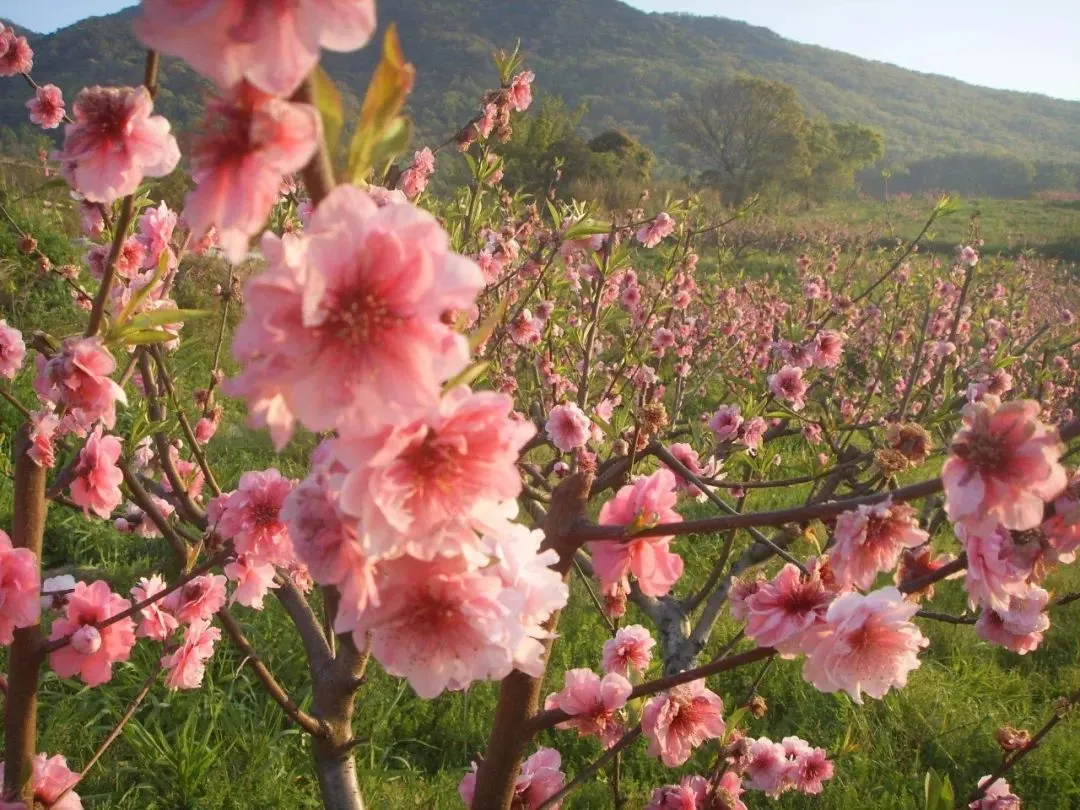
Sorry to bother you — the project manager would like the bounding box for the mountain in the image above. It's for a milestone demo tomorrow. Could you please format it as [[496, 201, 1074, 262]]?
[[3, 0, 1080, 168]]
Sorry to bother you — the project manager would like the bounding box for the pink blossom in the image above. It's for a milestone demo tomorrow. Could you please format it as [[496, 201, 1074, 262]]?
[[227, 185, 483, 446], [743, 737, 792, 795], [335, 387, 534, 560], [399, 147, 435, 199], [544, 668, 632, 748], [969, 776, 1021, 809], [546, 402, 592, 452], [831, 502, 929, 590], [801, 587, 928, 703], [745, 563, 833, 654], [69, 426, 124, 519], [508, 70, 535, 112], [1043, 473, 1080, 564], [0, 319, 26, 379], [26, 83, 65, 129], [975, 586, 1050, 654], [602, 624, 655, 676], [811, 330, 846, 369], [137, 201, 177, 269], [130, 574, 179, 641], [728, 573, 764, 621], [224, 555, 278, 609], [709, 404, 743, 442], [53, 86, 180, 204], [48, 580, 136, 686], [768, 365, 808, 411], [483, 521, 569, 675], [164, 574, 227, 625], [642, 680, 726, 766], [589, 470, 685, 597], [667, 442, 706, 497], [0, 31, 33, 76], [34, 337, 126, 431], [353, 555, 516, 698], [786, 738, 835, 794], [0, 753, 81, 810], [459, 747, 565, 810], [960, 245, 980, 267], [214, 469, 296, 566], [645, 775, 717, 810], [636, 212, 675, 248], [959, 522, 1034, 611], [942, 396, 1066, 533], [282, 464, 380, 627], [135, 0, 375, 96], [741, 416, 767, 453], [79, 200, 105, 238], [0, 528, 40, 645], [194, 410, 221, 445], [185, 84, 320, 263], [162, 617, 221, 690]]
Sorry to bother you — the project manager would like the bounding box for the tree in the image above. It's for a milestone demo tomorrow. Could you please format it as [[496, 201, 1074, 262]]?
[[796, 119, 884, 205], [669, 74, 808, 204]]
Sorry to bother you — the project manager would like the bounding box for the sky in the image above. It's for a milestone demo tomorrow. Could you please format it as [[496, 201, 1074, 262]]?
[[4, 0, 1079, 101]]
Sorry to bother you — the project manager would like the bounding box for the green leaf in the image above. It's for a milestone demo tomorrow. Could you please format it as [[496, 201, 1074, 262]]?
[[312, 65, 345, 158], [126, 308, 210, 330], [345, 24, 416, 183], [368, 117, 413, 176], [445, 361, 490, 391], [469, 297, 510, 352], [118, 329, 181, 345], [564, 219, 612, 241]]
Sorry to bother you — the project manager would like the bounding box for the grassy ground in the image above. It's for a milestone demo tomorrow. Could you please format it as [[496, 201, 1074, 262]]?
[[2, 192, 1079, 808], [785, 196, 1080, 261]]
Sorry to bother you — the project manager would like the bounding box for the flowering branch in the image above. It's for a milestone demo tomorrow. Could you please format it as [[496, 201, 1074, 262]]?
[[527, 646, 776, 733], [964, 688, 1080, 806]]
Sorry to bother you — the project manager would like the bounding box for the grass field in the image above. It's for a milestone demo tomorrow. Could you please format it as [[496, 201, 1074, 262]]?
[[2, 190, 1079, 809]]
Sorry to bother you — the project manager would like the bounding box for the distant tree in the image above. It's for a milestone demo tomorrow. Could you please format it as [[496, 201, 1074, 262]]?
[[668, 75, 807, 204], [501, 95, 586, 192], [796, 119, 883, 205]]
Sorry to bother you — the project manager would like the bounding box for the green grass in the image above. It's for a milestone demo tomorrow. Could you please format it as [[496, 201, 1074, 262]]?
[[2, 192, 1079, 809], [785, 196, 1080, 261]]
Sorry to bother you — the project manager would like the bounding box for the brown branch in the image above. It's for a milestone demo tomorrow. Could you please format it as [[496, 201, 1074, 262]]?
[[217, 608, 327, 737], [963, 688, 1080, 806], [536, 726, 642, 810], [291, 76, 336, 204], [46, 662, 163, 808], [576, 418, 1079, 544], [149, 344, 221, 496], [119, 458, 191, 566]]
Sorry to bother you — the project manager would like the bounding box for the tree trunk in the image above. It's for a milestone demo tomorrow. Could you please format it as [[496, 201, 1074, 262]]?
[[313, 741, 365, 810], [471, 473, 593, 809], [3, 427, 47, 806]]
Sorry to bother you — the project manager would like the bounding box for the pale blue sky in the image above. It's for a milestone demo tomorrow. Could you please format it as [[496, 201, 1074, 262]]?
[[3, 0, 1078, 101]]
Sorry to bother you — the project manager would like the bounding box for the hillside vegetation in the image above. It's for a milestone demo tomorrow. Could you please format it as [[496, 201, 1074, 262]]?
[[3, 0, 1080, 170]]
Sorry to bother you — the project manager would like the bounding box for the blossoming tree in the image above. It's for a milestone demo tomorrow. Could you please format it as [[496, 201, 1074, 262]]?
[[1, 5, 1079, 810]]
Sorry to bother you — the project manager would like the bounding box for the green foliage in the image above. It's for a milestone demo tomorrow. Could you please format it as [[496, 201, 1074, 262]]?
[[670, 74, 813, 204]]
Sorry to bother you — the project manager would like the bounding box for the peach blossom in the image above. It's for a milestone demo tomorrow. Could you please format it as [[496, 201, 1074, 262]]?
[[53, 86, 179, 204], [0, 528, 40, 645], [544, 668, 632, 748], [943, 396, 1066, 532], [68, 427, 124, 519], [48, 581, 136, 687], [831, 502, 929, 590], [642, 680, 725, 766], [801, 587, 928, 703]]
